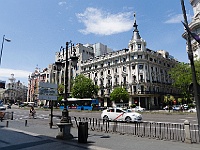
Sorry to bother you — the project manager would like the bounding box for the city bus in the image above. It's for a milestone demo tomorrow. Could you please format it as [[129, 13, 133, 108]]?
[[65, 98, 99, 111]]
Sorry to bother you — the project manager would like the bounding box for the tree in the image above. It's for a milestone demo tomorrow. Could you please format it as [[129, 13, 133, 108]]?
[[168, 60, 200, 103], [163, 94, 175, 112], [168, 62, 192, 101], [71, 74, 99, 98], [57, 84, 64, 103], [110, 87, 129, 104], [58, 84, 64, 94]]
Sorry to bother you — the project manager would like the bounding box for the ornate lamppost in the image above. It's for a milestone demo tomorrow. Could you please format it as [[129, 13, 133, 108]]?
[[56, 41, 78, 140], [61, 41, 78, 123], [0, 35, 11, 65]]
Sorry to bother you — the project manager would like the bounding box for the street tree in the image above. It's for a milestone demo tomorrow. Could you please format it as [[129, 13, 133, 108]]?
[[110, 87, 129, 105], [168, 62, 192, 102], [71, 74, 99, 98], [57, 84, 64, 101], [168, 60, 200, 103], [163, 94, 175, 112]]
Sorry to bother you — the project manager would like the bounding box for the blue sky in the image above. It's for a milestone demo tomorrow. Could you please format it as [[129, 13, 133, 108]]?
[[0, 0, 193, 85]]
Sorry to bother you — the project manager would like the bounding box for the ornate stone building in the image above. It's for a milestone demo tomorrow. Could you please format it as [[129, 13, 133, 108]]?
[[3, 74, 27, 104], [80, 15, 179, 109], [183, 0, 200, 59], [28, 15, 180, 110]]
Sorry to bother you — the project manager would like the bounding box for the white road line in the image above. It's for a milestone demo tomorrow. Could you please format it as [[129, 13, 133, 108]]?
[[88, 145, 112, 150]]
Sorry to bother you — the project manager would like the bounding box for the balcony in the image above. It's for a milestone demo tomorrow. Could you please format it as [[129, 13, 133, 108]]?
[[106, 83, 112, 88], [113, 82, 119, 87], [100, 84, 104, 89], [139, 79, 145, 83], [94, 76, 98, 81], [132, 80, 137, 84]]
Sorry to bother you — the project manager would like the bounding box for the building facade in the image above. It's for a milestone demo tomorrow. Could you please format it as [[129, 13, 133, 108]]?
[[183, 0, 200, 59], [27, 15, 180, 110], [80, 15, 179, 109], [3, 74, 27, 104]]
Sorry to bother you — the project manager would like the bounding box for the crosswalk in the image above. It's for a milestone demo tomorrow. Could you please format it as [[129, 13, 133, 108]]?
[[11, 110, 59, 120]]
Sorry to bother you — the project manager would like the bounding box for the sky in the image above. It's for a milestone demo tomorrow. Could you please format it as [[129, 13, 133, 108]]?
[[0, 0, 194, 86]]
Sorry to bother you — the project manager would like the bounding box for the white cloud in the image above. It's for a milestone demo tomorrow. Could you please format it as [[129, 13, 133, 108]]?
[[164, 13, 192, 24], [58, 1, 67, 6], [0, 68, 31, 79], [76, 7, 133, 36]]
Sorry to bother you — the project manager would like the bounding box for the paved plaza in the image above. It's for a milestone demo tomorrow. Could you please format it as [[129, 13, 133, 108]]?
[[0, 118, 200, 150]]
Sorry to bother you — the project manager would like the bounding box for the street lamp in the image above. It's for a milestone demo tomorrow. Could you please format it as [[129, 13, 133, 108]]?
[[60, 41, 78, 123], [0, 35, 11, 65], [181, 0, 200, 136]]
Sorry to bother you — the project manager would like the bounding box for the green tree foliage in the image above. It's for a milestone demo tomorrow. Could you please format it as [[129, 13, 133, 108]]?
[[168, 62, 192, 100], [71, 74, 99, 98], [110, 87, 129, 103], [57, 84, 64, 102], [163, 95, 174, 104], [58, 84, 64, 94], [163, 94, 174, 112], [168, 60, 200, 103]]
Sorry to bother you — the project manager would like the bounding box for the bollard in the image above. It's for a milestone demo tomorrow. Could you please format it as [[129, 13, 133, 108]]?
[[6, 121, 9, 127], [25, 120, 27, 127], [11, 112, 14, 120], [78, 122, 88, 143], [113, 121, 117, 132], [184, 120, 191, 143]]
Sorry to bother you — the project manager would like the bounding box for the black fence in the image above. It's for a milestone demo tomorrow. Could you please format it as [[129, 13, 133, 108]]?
[[71, 116, 199, 144]]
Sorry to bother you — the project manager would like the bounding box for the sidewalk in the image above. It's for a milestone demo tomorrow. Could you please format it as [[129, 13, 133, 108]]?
[[0, 119, 200, 150]]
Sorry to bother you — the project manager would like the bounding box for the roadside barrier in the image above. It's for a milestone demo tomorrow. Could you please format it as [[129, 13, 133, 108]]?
[[71, 116, 199, 144]]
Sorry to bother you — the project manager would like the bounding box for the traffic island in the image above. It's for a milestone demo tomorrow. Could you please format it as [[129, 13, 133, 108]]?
[[56, 122, 73, 140]]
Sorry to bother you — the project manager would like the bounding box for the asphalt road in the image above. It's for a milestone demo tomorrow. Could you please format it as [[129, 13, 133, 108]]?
[[6, 106, 198, 125]]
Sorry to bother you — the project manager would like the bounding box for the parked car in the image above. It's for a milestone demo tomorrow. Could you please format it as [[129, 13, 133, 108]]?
[[163, 106, 173, 110], [188, 108, 197, 113], [183, 104, 188, 110], [43, 105, 50, 109], [173, 105, 181, 111], [131, 106, 145, 112], [19, 103, 25, 107], [0, 105, 6, 110], [101, 107, 142, 122]]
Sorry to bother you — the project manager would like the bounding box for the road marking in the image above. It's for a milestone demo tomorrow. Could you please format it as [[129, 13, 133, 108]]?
[[88, 145, 112, 150]]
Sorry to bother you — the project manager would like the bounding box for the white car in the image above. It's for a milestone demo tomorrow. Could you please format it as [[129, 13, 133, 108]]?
[[0, 105, 6, 110], [101, 107, 142, 122], [188, 108, 196, 113], [132, 106, 145, 112]]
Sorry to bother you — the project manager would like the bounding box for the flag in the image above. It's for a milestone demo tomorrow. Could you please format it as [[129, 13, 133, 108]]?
[[181, 21, 200, 44]]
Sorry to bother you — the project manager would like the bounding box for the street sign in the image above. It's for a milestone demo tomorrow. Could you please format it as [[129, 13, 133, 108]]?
[[38, 82, 58, 101]]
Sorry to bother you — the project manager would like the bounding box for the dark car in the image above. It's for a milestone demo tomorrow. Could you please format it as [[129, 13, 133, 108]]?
[[19, 103, 25, 107], [7, 104, 11, 109]]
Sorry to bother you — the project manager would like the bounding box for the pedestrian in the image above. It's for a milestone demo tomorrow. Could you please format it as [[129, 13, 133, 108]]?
[[29, 106, 36, 117]]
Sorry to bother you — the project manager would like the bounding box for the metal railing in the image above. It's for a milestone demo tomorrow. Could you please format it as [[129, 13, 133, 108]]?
[[72, 116, 199, 144]]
